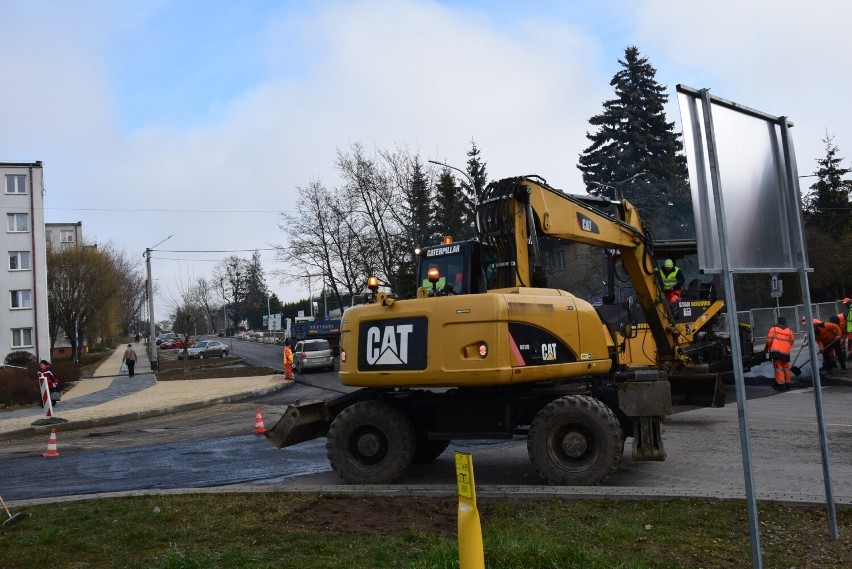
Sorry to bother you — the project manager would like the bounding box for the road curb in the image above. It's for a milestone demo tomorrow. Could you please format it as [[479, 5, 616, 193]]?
[[0, 381, 290, 441], [5, 483, 849, 509]]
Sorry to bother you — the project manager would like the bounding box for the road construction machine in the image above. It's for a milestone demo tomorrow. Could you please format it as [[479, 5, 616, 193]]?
[[266, 175, 762, 486]]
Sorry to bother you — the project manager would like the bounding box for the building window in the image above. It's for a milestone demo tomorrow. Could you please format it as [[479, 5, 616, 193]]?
[[60, 229, 75, 243], [5, 175, 26, 194], [11, 290, 32, 309], [7, 213, 28, 232], [9, 251, 31, 271], [11, 328, 33, 348]]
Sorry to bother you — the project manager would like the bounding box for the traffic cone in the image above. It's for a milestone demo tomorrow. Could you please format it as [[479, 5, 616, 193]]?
[[43, 428, 59, 457], [253, 409, 266, 435]]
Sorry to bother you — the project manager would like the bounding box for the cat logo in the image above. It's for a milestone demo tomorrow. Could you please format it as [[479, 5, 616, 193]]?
[[366, 324, 413, 365], [359, 317, 427, 371], [542, 342, 557, 361], [577, 213, 600, 234]]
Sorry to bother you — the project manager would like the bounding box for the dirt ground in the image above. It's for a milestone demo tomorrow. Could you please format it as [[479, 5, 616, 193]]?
[[289, 495, 459, 538], [154, 356, 277, 381], [286, 496, 852, 567]]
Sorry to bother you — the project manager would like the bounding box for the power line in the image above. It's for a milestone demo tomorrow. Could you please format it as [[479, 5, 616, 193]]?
[[157, 248, 279, 253]]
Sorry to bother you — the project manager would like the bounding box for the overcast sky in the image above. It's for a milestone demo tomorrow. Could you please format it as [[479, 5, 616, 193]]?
[[2, 0, 850, 321]]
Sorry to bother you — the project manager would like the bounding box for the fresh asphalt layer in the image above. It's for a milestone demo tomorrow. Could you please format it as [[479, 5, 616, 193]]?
[[2, 341, 851, 510]]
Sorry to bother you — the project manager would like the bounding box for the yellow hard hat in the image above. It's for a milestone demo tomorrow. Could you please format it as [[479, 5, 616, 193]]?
[[663, 259, 674, 269]]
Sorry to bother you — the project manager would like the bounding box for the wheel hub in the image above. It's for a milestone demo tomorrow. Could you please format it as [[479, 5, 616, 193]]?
[[356, 432, 381, 457], [561, 431, 588, 458]]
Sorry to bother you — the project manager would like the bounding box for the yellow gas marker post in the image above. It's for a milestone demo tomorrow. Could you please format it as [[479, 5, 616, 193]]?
[[455, 451, 485, 568]]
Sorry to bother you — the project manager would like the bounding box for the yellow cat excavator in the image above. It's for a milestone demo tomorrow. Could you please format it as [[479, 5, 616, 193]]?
[[266, 175, 762, 486]]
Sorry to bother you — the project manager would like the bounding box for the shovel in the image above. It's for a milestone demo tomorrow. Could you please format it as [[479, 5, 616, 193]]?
[[0, 494, 26, 527], [791, 338, 838, 376]]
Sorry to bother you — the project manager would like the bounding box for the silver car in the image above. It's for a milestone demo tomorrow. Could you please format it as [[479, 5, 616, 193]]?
[[293, 339, 335, 373], [178, 339, 229, 360]]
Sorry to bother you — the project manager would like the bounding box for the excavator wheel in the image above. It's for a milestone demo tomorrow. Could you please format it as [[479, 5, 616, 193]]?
[[527, 395, 624, 486], [326, 400, 415, 484], [413, 438, 450, 464]]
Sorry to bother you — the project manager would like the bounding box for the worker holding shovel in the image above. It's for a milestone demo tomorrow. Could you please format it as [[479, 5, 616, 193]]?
[[812, 317, 845, 373], [766, 317, 795, 390]]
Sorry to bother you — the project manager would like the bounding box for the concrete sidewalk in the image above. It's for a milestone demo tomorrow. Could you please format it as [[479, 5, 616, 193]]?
[[0, 340, 290, 440]]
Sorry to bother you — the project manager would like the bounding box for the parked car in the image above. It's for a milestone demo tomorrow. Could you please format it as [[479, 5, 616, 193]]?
[[293, 339, 335, 373], [156, 332, 176, 346], [160, 337, 195, 350], [178, 340, 229, 360]]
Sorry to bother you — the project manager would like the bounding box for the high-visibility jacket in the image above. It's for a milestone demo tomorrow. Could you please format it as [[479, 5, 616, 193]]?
[[765, 325, 795, 361], [846, 305, 852, 333], [659, 267, 683, 291], [283, 346, 293, 366], [815, 321, 843, 350]]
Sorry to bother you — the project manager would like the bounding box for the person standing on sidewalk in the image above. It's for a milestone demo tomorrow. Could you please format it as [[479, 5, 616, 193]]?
[[123, 343, 138, 377], [283, 339, 295, 380], [765, 317, 795, 390]]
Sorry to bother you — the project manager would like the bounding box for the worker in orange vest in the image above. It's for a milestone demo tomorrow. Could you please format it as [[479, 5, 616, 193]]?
[[805, 317, 845, 373], [765, 317, 795, 390], [283, 338, 295, 380]]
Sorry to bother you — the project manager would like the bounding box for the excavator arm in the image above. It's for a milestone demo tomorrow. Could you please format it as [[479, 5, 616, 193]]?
[[477, 176, 678, 361]]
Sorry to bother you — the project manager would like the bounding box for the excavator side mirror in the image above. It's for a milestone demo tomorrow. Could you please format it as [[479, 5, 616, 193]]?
[[619, 323, 638, 339]]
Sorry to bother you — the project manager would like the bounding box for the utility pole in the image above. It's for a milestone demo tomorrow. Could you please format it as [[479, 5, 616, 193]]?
[[145, 234, 173, 372], [145, 248, 157, 371]]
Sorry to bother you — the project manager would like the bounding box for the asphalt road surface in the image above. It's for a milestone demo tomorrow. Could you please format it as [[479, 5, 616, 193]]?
[[0, 339, 849, 505]]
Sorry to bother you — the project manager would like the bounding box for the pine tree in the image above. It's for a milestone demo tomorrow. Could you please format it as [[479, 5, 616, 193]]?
[[578, 46, 691, 239], [461, 141, 489, 238], [406, 156, 434, 249], [434, 169, 466, 242], [803, 132, 852, 236], [802, 133, 852, 300]]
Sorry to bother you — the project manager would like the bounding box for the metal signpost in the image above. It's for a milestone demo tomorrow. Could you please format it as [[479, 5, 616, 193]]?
[[677, 86, 838, 568]]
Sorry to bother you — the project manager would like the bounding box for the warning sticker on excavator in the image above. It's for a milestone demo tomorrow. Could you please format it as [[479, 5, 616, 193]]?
[[581, 353, 592, 360]]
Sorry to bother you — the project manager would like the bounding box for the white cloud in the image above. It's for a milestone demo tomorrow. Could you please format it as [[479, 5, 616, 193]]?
[[2, 0, 849, 319]]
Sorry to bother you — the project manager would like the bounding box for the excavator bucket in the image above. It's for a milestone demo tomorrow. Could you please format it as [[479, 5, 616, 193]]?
[[264, 401, 332, 448], [668, 373, 727, 408]]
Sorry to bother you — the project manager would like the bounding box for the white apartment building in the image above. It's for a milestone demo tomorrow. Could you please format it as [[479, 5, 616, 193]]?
[[1, 161, 49, 361], [45, 221, 83, 249]]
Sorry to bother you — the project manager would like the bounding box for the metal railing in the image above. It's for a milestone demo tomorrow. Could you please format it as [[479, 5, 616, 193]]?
[[720, 301, 846, 340]]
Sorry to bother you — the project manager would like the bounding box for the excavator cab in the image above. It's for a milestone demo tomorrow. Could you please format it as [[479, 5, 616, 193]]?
[[416, 238, 492, 296]]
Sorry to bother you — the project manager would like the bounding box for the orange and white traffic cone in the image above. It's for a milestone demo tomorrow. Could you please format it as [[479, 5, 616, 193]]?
[[43, 428, 59, 457], [253, 409, 266, 435]]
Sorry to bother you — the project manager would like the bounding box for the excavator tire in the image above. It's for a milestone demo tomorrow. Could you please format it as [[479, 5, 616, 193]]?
[[326, 400, 415, 484], [527, 395, 624, 486], [413, 439, 450, 464]]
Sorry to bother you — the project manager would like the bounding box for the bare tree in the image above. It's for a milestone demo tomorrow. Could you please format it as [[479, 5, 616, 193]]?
[[336, 143, 408, 293], [47, 242, 124, 358], [167, 281, 206, 370], [277, 178, 370, 311]]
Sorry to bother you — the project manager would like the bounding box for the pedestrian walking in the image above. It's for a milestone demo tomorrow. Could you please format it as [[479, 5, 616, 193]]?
[[135, 332, 141, 344], [123, 343, 138, 377], [765, 317, 795, 390], [283, 339, 295, 380]]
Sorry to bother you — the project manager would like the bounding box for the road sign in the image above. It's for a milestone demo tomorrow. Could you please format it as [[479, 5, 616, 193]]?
[[770, 273, 783, 298]]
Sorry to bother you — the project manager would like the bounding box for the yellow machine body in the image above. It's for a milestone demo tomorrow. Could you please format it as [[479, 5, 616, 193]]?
[[338, 287, 613, 388]]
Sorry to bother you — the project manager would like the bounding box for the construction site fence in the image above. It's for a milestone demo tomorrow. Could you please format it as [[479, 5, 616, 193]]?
[[720, 301, 847, 341]]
